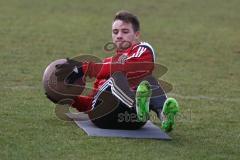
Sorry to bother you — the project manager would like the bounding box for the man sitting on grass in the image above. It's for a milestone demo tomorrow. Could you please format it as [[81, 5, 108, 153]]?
[[51, 10, 179, 131]]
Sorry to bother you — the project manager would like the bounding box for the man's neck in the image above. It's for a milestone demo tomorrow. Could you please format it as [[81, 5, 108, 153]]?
[[116, 41, 140, 54]]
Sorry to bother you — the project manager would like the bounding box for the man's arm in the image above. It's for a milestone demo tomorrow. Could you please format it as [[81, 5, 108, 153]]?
[[54, 44, 155, 83], [83, 45, 155, 79]]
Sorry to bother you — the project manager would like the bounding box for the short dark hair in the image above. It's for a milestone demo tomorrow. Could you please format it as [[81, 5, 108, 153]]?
[[113, 10, 140, 32]]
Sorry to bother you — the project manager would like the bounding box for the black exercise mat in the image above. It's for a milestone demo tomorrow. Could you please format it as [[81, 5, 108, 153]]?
[[67, 113, 171, 140]]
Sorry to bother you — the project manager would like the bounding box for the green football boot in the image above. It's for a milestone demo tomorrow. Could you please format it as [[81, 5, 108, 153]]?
[[161, 97, 179, 132], [135, 81, 152, 122]]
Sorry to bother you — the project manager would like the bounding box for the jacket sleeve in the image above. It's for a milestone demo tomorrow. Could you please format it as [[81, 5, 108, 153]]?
[[82, 44, 155, 80]]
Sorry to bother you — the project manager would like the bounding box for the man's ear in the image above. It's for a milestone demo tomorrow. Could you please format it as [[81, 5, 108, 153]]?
[[135, 31, 140, 39]]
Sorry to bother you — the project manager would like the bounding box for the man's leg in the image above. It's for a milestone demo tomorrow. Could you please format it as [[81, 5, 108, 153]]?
[[90, 72, 179, 131], [110, 72, 152, 122], [89, 72, 147, 129]]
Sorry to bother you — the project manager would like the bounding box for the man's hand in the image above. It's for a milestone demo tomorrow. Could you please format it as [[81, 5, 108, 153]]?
[[55, 58, 84, 84]]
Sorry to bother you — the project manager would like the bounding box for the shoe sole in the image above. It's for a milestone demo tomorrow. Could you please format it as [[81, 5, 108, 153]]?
[[161, 98, 179, 132], [136, 81, 152, 122]]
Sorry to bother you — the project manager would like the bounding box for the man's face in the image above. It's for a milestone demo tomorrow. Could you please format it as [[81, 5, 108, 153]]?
[[112, 20, 140, 50]]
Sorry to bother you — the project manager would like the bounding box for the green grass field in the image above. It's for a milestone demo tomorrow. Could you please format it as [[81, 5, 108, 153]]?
[[1, 0, 240, 159]]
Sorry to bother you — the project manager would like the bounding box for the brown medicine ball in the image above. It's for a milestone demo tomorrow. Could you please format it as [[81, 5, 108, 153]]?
[[42, 59, 85, 104]]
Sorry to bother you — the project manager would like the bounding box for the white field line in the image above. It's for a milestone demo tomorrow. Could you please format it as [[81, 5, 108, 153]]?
[[2, 85, 39, 90], [168, 93, 240, 103], [2, 85, 240, 103]]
